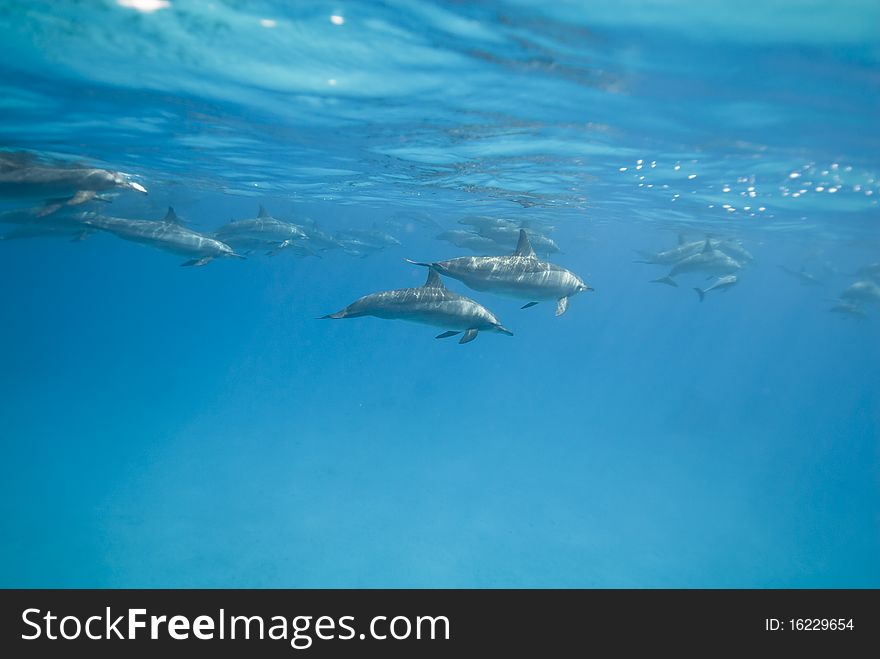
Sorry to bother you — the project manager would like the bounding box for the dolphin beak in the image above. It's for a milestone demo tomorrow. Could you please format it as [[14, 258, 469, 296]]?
[[128, 181, 148, 194], [496, 325, 514, 336], [230, 253, 247, 260]]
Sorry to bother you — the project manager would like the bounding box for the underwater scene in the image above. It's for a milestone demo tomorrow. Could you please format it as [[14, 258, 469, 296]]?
[[1, 0, 878, 587]]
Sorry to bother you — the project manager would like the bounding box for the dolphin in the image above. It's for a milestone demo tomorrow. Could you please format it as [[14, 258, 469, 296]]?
[[476, 225, 560, 256], [853, 263, 880, 281], [635, 235, 704, 265], [84, 207, 244, 266], [716, 239, 753, 263], [297, 219, 345, 251], [337, 228, 401, 249], [839, 280, 880, 306], [457, 215, 518, 230], [214, 205, 311, 256], [694, 274, 738, 301], [829, 301, 867, 320], [778, 265, 822, 286], [320, 268, 513, 344], [390, 210, 441, 229], [636, 236, 750, 265], [407, 229, 591, 316], [650, 239, 742, 287], [435, 230, 505, 254], [0, 151, 147, 211]]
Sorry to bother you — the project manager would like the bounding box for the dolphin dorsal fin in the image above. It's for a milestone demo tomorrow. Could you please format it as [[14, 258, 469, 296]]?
[[258, 205, 271, 218], [514, 229, 536, 257], [163, 207, 181, 224], [424, 268, 446, 289], [702, 238, 713, 253]]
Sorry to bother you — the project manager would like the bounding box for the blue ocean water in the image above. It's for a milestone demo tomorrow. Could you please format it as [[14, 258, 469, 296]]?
[[1, 0, 878, 588]]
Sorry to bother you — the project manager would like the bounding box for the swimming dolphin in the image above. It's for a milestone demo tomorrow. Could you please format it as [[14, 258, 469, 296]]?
[[829, 301, 867, 320], [297, 219, 345, 251], [337, 228, 401, 249], [694, 274, 738, 301], [650, 239, 742, 287], [335, 234, 398, 258], [635, 235, 704, 265], [636, 236, 750, 265], [390, 210, 441, 229], [457, 215, 518, 230], [839, 280, 880, 306], [0, 151, 147, 211], [778, 265, 822, 286], [435, 230, 505, 254], [477, 225, 561, 256], [320, 268, 513, 344], [84, 207, 244, 266], [853, 263, 880, 282], [214, 205, 311, 256], [407, 229, 591, 316]]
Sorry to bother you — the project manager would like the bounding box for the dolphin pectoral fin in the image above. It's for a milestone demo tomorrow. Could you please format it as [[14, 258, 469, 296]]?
[[435, 330, 461, 339], [266, 240, 291, 256], [459, 329, 478, 344], [181, 257, 212, 267], [69, 190, 97, 206], [70, 230, 91, 242], [650, 276, 678, 287], [521, 301, 539, 309], [555, 297, 569, 316]]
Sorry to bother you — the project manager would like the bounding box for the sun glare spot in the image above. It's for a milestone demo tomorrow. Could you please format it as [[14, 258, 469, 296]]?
[[117, 0, 170, 13]]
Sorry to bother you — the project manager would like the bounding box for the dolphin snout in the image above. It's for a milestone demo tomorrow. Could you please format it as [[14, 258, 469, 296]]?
[[495, 325, 514, 336]]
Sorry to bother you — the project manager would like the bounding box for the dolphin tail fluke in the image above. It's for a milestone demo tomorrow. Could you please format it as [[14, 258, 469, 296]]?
[[459, 329, 479, 344], [435, 330, 461, 339], [694, 287, 705, 302], [650, 276, 678, 288]]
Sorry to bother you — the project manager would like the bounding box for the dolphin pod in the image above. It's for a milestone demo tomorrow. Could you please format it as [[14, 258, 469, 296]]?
[[2, 150, 875, 338]]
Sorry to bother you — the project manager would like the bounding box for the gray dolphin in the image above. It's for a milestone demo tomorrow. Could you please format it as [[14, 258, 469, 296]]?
[[435, 229, 505, 254], [694, 274, 738, 301], [320, 268, 513, 344], [778, 265, 822, 286], [637, 236, 751, 265], [830, 301, 867, 320], [336, 227, 400, 254], [853, 263, 880, 281], [408, 229, 591, 316], [0, 204, 93, 240], [297, 219, 345, 251], [839, 280, 880, 306], [651, 239, 742, 287], [0, 151, 147, 210], [214, 205, 311, 256], [477, 225, 560, 256], [84, 207, 244, 266]]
